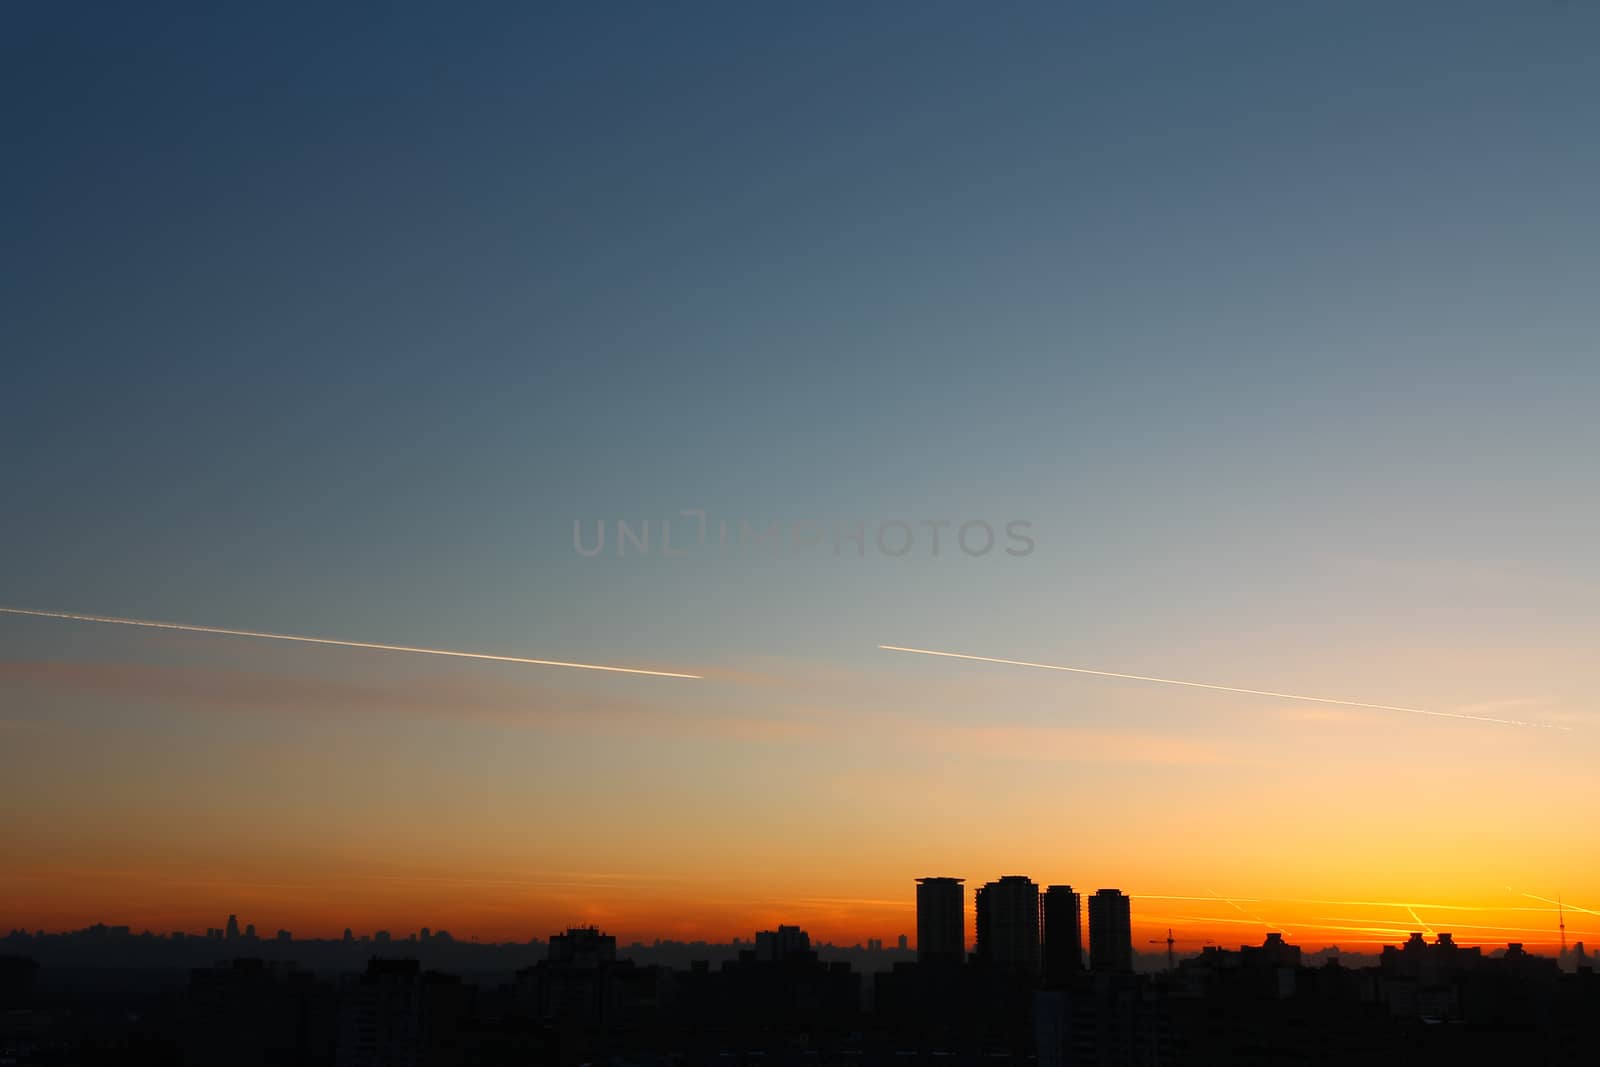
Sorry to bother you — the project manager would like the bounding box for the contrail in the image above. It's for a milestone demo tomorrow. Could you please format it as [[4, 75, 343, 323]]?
[[1210, 888, 1287, 935], [1405, 905, 1435, 938], [879, 645, 1564, 729], [1136, 894, 1263, 903], [0, 606, 701, 679], [1511, 889, 1600, 917]]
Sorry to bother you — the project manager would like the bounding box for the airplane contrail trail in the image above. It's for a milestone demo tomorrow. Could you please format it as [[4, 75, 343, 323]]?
[[1512, 889, 1600, 917], [879, 645, 1565, 729], [1210, 888, 1287, 935], [0, 606, 701, 679]]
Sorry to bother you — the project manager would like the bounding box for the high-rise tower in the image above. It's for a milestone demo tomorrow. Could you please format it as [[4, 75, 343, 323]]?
[[1088, 888, 1133, 972], [975, 876, 1041, 975], [915, 877, 965, 963], [1042, 885, 1083, 984]]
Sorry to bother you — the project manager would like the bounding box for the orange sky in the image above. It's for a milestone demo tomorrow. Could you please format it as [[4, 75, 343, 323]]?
[[3, 855, 1591, 954], [3, 621, 1596, 954]]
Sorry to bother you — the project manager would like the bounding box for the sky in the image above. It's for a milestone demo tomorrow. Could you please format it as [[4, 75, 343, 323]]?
[[3, 1, 1599, 953]]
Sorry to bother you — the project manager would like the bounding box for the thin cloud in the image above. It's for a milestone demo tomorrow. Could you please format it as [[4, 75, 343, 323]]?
[[923, 723, 1236, 766], [0, 660, 811, 745]]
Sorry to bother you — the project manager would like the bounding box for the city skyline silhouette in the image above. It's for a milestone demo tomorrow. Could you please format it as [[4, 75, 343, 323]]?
[[6, 876, 1597, 1063]]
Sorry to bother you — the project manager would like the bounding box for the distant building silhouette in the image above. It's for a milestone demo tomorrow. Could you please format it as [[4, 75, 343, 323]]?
[[548, 926, 616, 965], [225, 914, 240, 941], [915, 877, 965, 963], [1042, 884, 1083, 984], [753, 925, 810, 962], [1088, 888, 1133, 972], [975, 876, 1040, 975], [1248, 931, 1301, 969]]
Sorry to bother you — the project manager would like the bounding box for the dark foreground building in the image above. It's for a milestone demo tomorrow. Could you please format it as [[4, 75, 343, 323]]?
[[7, 916, 1600, 1065]]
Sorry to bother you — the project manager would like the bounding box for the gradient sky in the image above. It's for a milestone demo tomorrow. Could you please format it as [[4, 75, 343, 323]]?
[[4, 2, 1599, 952]]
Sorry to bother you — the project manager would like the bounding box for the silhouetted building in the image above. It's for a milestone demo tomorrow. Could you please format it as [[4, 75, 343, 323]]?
[[1042, 884, 1083, 985], [976, 876, 1041, 975], [1088, 888, 1133, 972], [226, 914, 241, 941], [514, 926, 671, 1035], [722, 925, 859, 1030], [916, 876, 965, 963], [753, 924, 809, 961], [1379, 931, 1485, 1021], [1036, 970, 1166, 1067], [185, 958, 333, 1067], [1244, 931, 1302, 970], [547, 926, 615, 966], [0, 955, 38, 1009], [336, 958, 464, 1067]]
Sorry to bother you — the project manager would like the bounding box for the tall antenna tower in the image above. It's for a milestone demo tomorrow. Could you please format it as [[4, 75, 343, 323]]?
[[1559, 895, 1567, 957]]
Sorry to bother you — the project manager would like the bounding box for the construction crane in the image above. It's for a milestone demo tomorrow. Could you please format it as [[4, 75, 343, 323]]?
[[1147, 929, 1214, 970]]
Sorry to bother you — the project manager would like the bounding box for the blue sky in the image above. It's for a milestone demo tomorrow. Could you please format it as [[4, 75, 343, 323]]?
[[8, 3, 1599, 670], [9, 2, 1597, 635], [7, 0, 1599, 665]]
